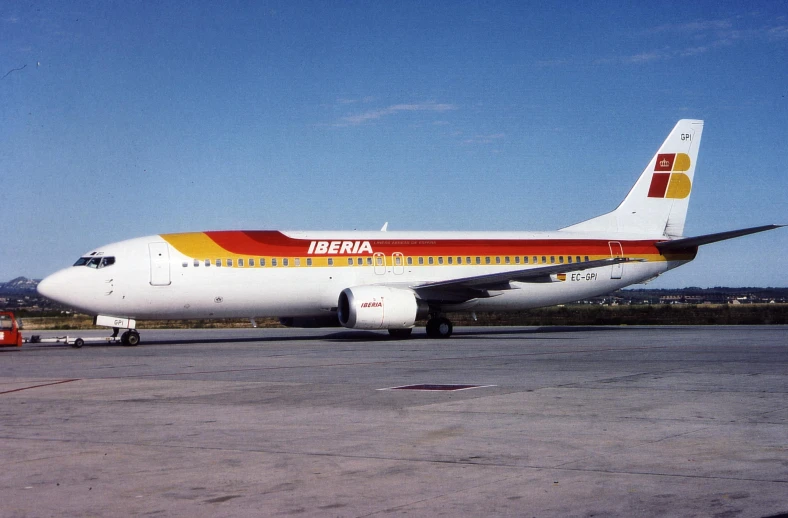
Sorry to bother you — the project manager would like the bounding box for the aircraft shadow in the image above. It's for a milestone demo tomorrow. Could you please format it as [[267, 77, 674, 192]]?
[[18, 325, 657, 349]]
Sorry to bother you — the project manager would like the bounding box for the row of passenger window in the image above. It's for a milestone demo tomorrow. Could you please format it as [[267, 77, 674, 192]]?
[[181, 255, 592, 268]]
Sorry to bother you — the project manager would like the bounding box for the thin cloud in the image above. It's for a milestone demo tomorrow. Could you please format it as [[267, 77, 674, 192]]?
[[768, 25, 788, 40], [463, 133, 505, 145], [623, 51, 665, 63], [646, 19, 733, 34], [340, 102, 457, 125], [607, 15, 785, 64]]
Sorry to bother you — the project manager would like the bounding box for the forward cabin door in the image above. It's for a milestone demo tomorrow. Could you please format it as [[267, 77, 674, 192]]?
[[149, 242, 172, 286], [608, 241, 623, 279]]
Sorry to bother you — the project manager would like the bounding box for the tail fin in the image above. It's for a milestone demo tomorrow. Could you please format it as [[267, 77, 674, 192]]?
[[562, 119, 704, 237]]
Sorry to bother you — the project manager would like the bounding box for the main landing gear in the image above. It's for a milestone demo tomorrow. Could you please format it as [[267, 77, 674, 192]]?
[[112, 327, 141, 346], [386, 316, 454, 339], [425, 316, 453, 339]]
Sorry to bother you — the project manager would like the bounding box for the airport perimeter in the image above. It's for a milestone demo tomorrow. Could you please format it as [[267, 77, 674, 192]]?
[[1, 326, 786, 517]]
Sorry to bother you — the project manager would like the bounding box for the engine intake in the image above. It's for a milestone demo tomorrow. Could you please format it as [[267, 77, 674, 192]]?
[[337, 286, 427, 330]]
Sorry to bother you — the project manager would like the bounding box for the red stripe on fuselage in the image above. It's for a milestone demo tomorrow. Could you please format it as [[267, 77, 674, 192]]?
[[200, 231, 666, 258]]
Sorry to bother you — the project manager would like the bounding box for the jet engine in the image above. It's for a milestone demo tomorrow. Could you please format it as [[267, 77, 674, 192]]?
[[337, 286, 428, 330]]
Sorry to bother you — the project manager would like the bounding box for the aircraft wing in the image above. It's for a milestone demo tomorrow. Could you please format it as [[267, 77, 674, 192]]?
[[656, 224, 784, 252], [410, 257, 640, 303]]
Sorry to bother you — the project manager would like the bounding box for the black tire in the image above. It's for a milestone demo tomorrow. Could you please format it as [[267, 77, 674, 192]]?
[[425, 318, 438, 338], [120, 331, 130, 346], [126, 331, 140, 346], [426, 318, 453, 338], [435, 317, 453, 338], [388, 328, 413, 339], [73, 338, 84, 348]]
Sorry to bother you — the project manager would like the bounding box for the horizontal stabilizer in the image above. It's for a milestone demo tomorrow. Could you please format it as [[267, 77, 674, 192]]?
[[655, 225, 785, 251]]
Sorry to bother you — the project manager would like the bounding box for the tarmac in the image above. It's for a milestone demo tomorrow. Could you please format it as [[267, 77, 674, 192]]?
[[0, 325, 786, 517]]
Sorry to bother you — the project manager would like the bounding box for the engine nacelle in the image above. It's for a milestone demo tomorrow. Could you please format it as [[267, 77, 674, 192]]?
[[337, 286, 427, 330]]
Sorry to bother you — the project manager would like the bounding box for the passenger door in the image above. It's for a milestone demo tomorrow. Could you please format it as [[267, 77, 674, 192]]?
[[149, 242, 171, 286]]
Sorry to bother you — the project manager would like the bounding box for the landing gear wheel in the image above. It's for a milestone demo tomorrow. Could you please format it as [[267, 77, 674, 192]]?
[[426, 317, 453, 339], [388, 328, 413, 339], [73, 338, 84, 349], [126, 330, 141, 346], [120, 331, 130, 346]]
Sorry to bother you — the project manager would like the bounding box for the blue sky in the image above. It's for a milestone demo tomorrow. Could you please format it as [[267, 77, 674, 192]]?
[[2, 1, 786, 287]]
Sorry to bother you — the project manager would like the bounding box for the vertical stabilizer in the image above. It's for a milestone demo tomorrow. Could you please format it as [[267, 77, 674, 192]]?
[[562, 119, 704, 237]]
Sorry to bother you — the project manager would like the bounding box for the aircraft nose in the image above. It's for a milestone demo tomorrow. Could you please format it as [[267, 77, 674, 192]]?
[[37, 269, 75, 305]]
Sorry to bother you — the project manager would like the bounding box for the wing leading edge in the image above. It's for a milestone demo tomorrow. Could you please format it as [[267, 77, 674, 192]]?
[[409, 257, 640, 303]]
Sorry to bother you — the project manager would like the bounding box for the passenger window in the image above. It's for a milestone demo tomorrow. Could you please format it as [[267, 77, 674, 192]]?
[[576, 256, 581, 263], [476, 257, 481, 264], [328, 258, 333, 266], [407, 257, 413, 265], [249, 258, 255, 267], [194, 259, 200, 267], [226, 259, 233, 267], [505, 256, 511, 264], [306, 258, 312, 266], [438, 257, 444, 265], [418, 257, 424, 265], [395, 256, 402, 265], [295, 258, 301, 266], [205, 259, 211, 267], [541, 256, 546, 264], [559, 256, 564, 264], [260, 258, 266, 266], [366, 257, 372, 265], [524, 256, 529, 264], [428, 257, 434, 265], [271, 258, 277, 266], [485, 257, 491, 265], [466, 256, 471, 264], [495, 257, 501, 264], [514, 256, 519, 264], [238, 258, 244, 267], [348, 257, 354, 265], [550, 256, 555, 264], [533, 256, 538, 264], [585, 256, 589, 262], [215, 259, 221, 267], [567, 256, 572, 263], [182, 261, 188, 267], [283, 258, 289, 266]]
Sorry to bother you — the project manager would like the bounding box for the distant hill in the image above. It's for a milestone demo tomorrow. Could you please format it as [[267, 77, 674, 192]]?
[[0, 277, 40, 296]]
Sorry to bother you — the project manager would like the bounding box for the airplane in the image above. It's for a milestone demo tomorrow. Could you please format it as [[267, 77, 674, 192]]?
[[37, 120, 783, 345]]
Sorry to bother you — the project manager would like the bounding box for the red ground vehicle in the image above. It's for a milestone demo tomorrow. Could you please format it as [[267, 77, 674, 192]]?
[[0, 311, 23, 347]]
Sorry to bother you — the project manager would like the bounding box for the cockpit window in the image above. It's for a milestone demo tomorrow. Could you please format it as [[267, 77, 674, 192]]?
[[74, 256, 116, 268]]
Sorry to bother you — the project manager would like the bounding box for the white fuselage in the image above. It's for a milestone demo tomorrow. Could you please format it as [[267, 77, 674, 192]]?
[[37, 230, 684, 322]]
